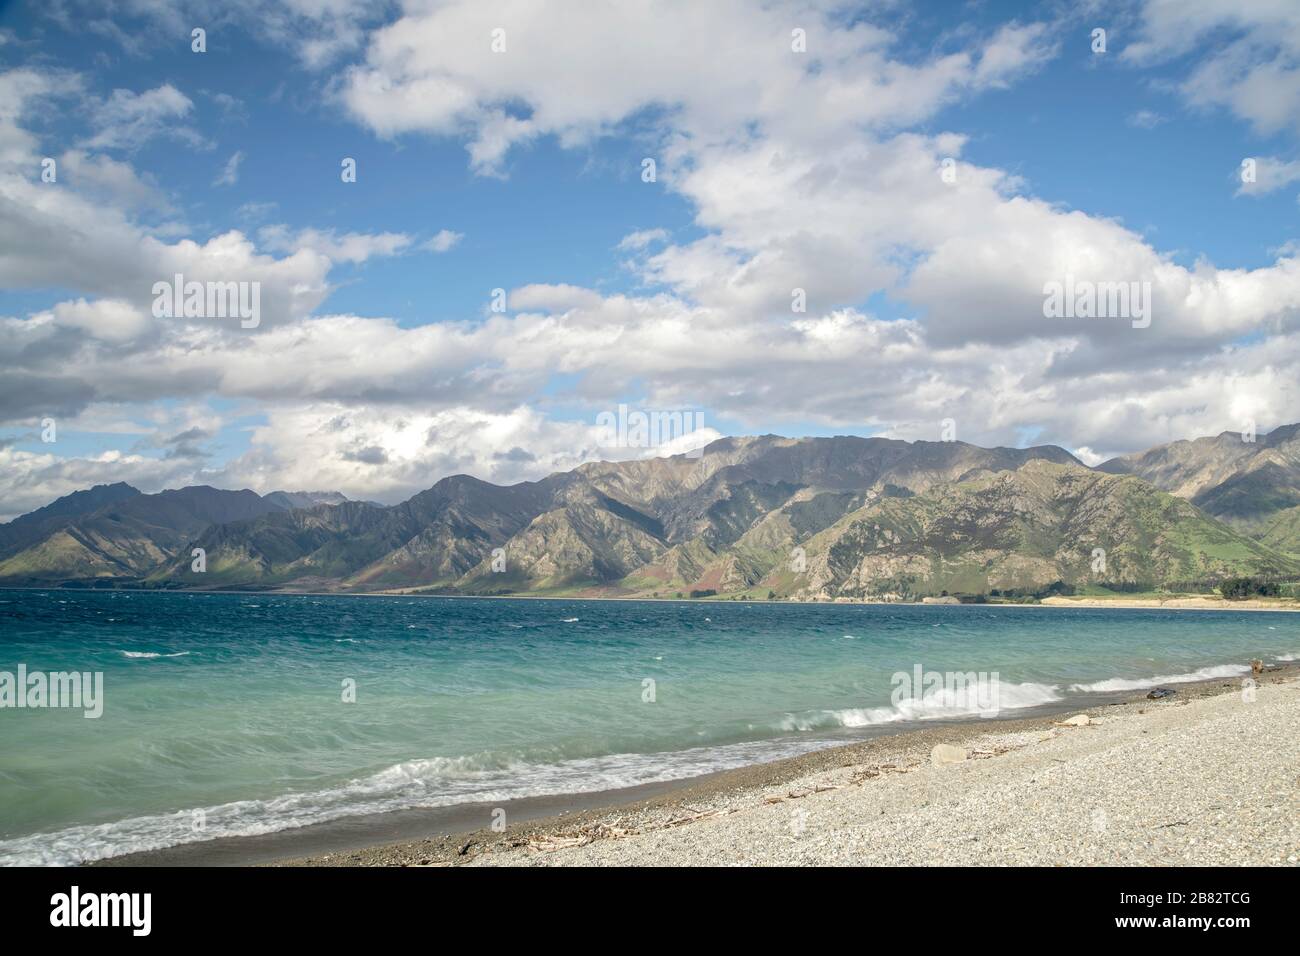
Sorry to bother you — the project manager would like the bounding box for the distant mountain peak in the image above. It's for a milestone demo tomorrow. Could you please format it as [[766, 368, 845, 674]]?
[[263, 490, 350, 511], [4, 427, 1299, 593]]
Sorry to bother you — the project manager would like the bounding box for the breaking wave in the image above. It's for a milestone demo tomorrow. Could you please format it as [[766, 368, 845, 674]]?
[[1068, 663, 1250, 693], [778, 681, 1062, 731]]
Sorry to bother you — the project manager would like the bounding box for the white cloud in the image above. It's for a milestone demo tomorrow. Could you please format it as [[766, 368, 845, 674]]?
[[0, 69, 81, 167], [1124, 1, 1300, 134], [236, 201, 277, 221], [0, 447, 201, 523], [256, 224, 412, 264], [46, 297, 152, 343], [84, 84, 207, 151], [1070, 446, 1107, 467], [213, 150, 243, 186], [972, 22, 1058, 89], [618, 228, 668, 251], [423, 229, 462, 253], [1236, 155, 1300, 196], [57, 149, 169, 211], [509, 284, 605, 312], [50, 0, 387, 69], [6, 5, 1300, 514], [339, 1, 1057, 175], [1126, 109, 1166, 129], [214, 403, 623, 504]]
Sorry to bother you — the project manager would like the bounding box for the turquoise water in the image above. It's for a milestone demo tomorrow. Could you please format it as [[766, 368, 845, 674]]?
[[1, 589, 1296, 865]]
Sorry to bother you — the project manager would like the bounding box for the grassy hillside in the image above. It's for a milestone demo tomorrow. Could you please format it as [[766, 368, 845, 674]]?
[[7, 435, 1298, 601]]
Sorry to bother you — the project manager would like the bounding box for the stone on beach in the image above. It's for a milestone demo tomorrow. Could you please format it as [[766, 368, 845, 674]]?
[[324, 669, 1300, 868], [1056, 714, 1091, 726], [930, 743, 967, 766], [1146, 687, 1177, 700]]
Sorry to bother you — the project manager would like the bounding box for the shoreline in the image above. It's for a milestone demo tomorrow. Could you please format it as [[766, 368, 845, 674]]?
[[92, 661, 1298, 867], [298, 662, 1300, 867], [5, 584, 1298, 613]]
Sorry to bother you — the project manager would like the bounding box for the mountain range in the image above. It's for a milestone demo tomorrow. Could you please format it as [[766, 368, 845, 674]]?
[[2, 427, 1299, 600]]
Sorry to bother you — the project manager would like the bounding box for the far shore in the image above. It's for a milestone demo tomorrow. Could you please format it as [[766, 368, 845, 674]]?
[[1039, 595, 1300, 612], [7, 583, 1298, 612]]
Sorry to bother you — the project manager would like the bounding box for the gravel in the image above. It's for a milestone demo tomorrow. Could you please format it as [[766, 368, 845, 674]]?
[[467, 678, 1300, 866]]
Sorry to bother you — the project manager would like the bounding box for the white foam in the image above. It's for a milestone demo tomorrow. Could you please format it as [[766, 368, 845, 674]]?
[[120, 650, 190, 659], [779, 681, 1062, 732], [0, 737, 831, 867], [1068, 663, 1249, 693]]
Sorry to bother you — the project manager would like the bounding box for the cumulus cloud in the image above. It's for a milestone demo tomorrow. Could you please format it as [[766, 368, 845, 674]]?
[[1123, 1, 1300, 134], [211, 403, 626, 504], [509, 284, 605, 312], [338, 1, 1057, 174], [46, 297, 153, 343], [4, 3, 1300, 513], [58, 149, 170, 211]]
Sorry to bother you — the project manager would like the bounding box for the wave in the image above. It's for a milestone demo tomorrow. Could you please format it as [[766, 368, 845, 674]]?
[[1068, 663, 1249, 693], [1275, 653, 1298, 662], [0, 737, 831, 867], [778, 681, 1062, 731], [7, 640, 1290, 866]]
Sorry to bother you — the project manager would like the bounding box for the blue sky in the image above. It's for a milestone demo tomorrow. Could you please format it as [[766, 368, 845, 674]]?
[[2, 0, 1299, 518]]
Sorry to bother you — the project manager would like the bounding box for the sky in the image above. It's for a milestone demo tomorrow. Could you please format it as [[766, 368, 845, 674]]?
[[2, 0, 1300, 520]]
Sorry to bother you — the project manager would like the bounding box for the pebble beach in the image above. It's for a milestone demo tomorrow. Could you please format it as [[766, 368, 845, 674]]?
[[287, 666, 1299, 867]]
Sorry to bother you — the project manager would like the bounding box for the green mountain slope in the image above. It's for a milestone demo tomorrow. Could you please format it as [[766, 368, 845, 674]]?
[[0, 482, 141, 561], [778, 461, 1297, 601], [1257, 504, 1300, 556], [7, 434, 1297, 599], [0, 487, 340, 584], [1100, 423, 1300, 552], [144, 436, 1082, 593]]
